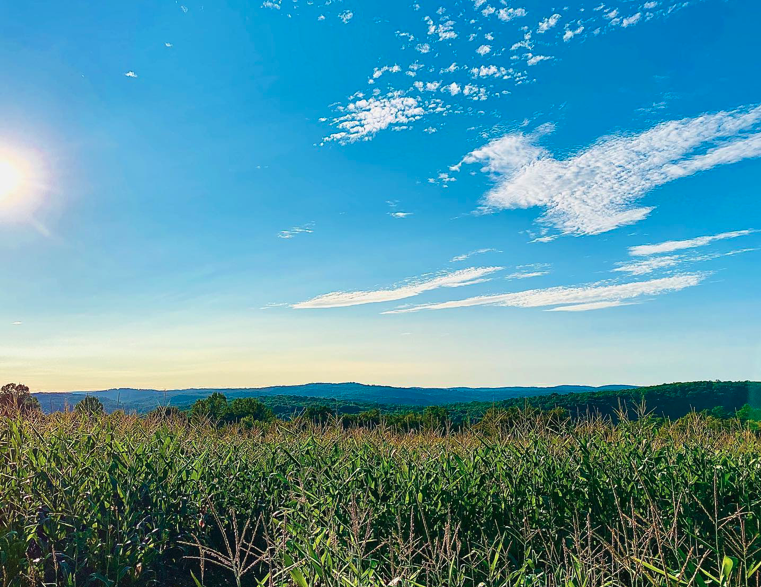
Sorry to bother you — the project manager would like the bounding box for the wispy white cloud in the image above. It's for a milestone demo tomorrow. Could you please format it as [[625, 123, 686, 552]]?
[[526, 54, 553, 66], [692, 248, 758, 261], [505, 270, 549, 280], [621, 12, 642, 27], [294, 267, 503, 309], [614, 247, 757, 275], [497, 7, 527, 21], [613, 255, 682, 275], [11, 321, 22, 326], [504, 262, 550, 279], [278, 222, 315, 239], [458, 106, 761, 237], [450, 248, 500, 262], [471, 65, 511, 79], [371, 65, 402, 81], [316, 0, 710, 141], [444, 82, 461, 96], [537, 13, 561, 33], [383, 273, 706, 314], [464, 84, 489, 101], [338, 10, 353, 23], [425, 16, 458, 40], [563, 25, 584, 41], [428, 171, 457, 185], [124, 71, 138, 78], [324, 92, 444, 143], [260, 302, 290, 310], [628, 229, 756, 256], [387, 200, 412, 218], [546, 300, 635, 312]]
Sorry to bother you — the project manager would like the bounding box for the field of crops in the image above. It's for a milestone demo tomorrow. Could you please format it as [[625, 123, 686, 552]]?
[[3, 411, 761, 587]]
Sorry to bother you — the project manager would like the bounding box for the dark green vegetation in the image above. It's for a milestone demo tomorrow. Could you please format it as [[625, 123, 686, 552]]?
[[137, 380, 758, 430], [4, 406, 761, 586], [451, 380, 761, 423], [0, 384, 40, 417], [3, 381, 761, 587], [73, 396, 106, 417], [192, 381, 758, 428], [33, 383, 635, 414], [33, 382, 761, 427]]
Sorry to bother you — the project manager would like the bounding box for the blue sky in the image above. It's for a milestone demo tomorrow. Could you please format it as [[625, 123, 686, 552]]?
[[1, 0, 759, 391]]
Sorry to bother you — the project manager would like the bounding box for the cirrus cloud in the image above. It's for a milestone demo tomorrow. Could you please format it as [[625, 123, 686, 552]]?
[[278, 222, 315, 239], [383, 273, 706, 314], [293, 266, 502, 309], [628, 229, 756, 256], [450, 248, 501, 262], [458, 106, 761, 237]]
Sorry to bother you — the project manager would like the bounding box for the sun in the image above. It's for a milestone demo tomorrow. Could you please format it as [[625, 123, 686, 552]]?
[[0, 158, 25, 201], [0, 149, 46, 222]]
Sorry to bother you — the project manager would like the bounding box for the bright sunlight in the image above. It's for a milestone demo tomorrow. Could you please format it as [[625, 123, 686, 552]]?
[[0, 155, 29, 205], [0, 159, 23, 199]]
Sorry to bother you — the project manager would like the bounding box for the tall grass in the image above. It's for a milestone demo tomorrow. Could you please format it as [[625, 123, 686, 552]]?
[[2, 410, 761, 586]]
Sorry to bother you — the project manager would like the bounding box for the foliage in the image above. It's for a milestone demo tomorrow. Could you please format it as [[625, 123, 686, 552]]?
[[0, 383, 41, 417], [261, 381, 761, 430], [226, 380, 761, 427], [33, 383, 637, 414], [146, 405, 187, 421], [3, 407, 761, 586], [442, 380, 761, 423], [737, 403, 761, 422], [190, 393, 274, 425], [300, 404, 335, 424], [33, 382, 761, 427], [73, 395, 106, 416]]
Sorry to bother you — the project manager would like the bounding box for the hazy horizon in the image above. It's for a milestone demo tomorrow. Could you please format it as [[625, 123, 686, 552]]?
[[35, 379, 726, 395]]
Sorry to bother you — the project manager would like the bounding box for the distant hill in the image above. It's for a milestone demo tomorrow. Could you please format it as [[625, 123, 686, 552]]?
[[444, 380, 761, 423], [34, 382, 635, 414]]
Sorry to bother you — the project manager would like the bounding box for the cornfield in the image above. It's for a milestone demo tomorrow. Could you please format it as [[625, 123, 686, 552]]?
[[2, 410, 761, 587]]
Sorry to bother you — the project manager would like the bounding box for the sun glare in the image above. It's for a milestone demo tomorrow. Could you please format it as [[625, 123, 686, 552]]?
[[0, 158, 25, 201]]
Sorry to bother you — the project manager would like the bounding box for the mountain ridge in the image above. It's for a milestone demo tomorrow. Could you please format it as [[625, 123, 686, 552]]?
[[33, 382, 636, 414]]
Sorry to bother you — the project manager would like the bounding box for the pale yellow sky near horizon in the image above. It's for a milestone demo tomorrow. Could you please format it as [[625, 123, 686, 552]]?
[[7, 324, 760, 393], [4, 291, 760, 393]]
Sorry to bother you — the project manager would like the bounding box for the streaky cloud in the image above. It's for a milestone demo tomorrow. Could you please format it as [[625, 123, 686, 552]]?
[[278, 222, 315, 239], [505, 270, 549, 279], [546, 300, 635, 312], [613, 255, 683, 275], [628, 229, 756, 256], [614, 247, 757, 275], [293, 266, 503, 309], [450, 248, 500, 262], [383, 273, 706, 314]]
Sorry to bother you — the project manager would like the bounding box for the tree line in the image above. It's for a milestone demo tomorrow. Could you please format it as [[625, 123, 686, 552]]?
[[3, 380, 761, 431]]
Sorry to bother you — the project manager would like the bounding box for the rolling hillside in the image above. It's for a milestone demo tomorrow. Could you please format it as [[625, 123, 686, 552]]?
[[34, 382, 634, 414]]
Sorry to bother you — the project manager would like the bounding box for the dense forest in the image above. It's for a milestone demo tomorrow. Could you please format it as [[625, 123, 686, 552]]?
[[174, 380, 761, 429], [32, 382, 634, 414], [30, 381, 761, 428]]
